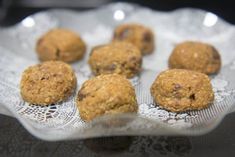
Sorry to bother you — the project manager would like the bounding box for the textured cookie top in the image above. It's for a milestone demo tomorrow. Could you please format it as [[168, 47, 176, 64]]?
[[77, 74, 138, 121], [169, 41, 221, 74], [151, 69, 214, 112], [36, 28, 86, 62], [113, 23, 155, 55], [89, 42, 142, 78], [20, 61, 77, 105]]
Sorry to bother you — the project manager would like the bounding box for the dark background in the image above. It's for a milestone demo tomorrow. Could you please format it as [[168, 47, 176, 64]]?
[[0, 0, 235, 26], [0, 0, 235, 156]]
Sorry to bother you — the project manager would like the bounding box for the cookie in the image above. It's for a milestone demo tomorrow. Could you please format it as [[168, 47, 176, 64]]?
[[36, 28, 86, 63], [88, 42, 142, 78], [20, 61, 77, 105], [150, 69, 214, 112], [76, 74, 138, 121], [169, 41, 221, 74], [113, 23, 155, 55]]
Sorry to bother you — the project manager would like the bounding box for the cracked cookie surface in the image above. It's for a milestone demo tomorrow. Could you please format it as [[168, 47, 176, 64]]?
[[113, 23, 155, 55], [89, 42, 142, 78], [20, 61, 77, 105], [150, 69, 214, 112], [36, 28, 86, 62], [169, 41, 221, 74], [76, 74, 138, 121]]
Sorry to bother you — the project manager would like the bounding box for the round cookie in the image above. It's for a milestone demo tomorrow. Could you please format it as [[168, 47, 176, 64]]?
[[76, 74, 138, 121], [20, 61, 77, 105], [150, 69, 214, 112], [113, 23, 155, 55], [169, 41, 221, 74], [88, 42, 142, 78], [36, 28, 86, 63]]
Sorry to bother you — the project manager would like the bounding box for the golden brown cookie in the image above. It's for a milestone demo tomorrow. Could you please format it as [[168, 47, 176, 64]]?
[[113, 23, 155, 55], [150, 69, 214, 112], [169, 41, 221, 74], [88, 42, 142, 78], [20, 61, 77, 105], [36, 28, 86, 63], [76, 74, 138, 121]]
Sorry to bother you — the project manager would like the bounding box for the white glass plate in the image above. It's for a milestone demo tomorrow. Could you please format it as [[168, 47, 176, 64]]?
[[0, 2, 235, 141]]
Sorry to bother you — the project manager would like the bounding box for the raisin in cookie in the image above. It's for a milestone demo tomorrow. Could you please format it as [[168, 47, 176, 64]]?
[[113, 23, 155, 55], [36, 28, 86, 62], [150, 69, 214, 112], [169, 41, 221, 74], [76, 74, 138, 121], [20, 61, 77, 105], [89, 42, 142, 78]]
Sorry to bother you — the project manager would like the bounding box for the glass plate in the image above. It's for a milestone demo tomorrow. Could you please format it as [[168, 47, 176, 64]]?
[[0, 2, 235, 141]]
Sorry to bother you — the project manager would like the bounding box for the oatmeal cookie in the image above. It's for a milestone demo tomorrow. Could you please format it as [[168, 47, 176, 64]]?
[[89, 42, 142, 78], [20, 61, 77, 105], [169, 41, 221, 74], [76, 74, 138, 121], [113, 23, 155, 55], [150, 69, 214, 112], [36, 28, 86, 62]]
